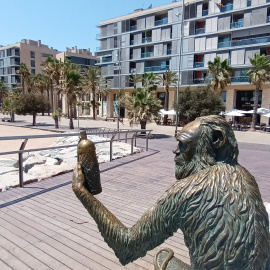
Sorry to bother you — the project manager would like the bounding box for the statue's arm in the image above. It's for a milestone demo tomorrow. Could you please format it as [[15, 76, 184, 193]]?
[[72, 164, 185, 265]]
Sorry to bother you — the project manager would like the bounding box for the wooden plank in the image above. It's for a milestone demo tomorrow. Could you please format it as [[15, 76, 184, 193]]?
[[0, 259, 13, 270]]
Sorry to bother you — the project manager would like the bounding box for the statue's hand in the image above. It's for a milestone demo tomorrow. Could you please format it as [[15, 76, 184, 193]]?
[[72, 163, 85, 192]]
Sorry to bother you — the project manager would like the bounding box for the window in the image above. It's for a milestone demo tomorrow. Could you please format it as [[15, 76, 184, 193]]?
[[31, 60, 35, 67], [31, 69, 35, 75], [30, 51, 35, 58]]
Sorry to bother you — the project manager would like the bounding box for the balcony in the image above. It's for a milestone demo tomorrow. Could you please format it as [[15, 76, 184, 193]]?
[[202, 9, 208, 16], [167, 49, 172, 55], [11, 61, 20, 66], [231, 21, 244, 29], [220, 3, 233, 12], [144, 65, 170, 72], [130, 40, 134, 45], [247, 0, 252, 6], [130, 25, 137, 31], [142, 37, 152, 43], [195, 27, 205, 35], [130, 68, 136, 73], [141, 52, 154, 58], [154, 17, 168, 26], [102, 57, 112, 63], [231, 76, 249, 83], [194, 62, 204, 68], [218, 41, 231, 48], [267, 16, 270, 23], [130, 54, 133, 59]]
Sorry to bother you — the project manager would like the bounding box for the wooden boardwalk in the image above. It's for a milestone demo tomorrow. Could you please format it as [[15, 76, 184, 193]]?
[[0, 138, 190, 270], [1, 136, 269, 270]]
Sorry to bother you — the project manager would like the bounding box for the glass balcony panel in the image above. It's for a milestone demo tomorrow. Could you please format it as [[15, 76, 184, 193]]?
[[130, 68, 136, 73], [130, 54, 133, 59], [154, 17, 168, 26], [202, 9, 208, 16], [102, 57, 112, 63], [130, 40, 134, 45], [167, 49, 172, 55], [231, 76, 249, 83], [247, 0, 252, 6], [141, 52, 154, 58], [195, 27, 205, 35], [231, 36, 270, 47], [220, 3, 233, 12], [267, 16, 270, 23], [218, 41, 231, 48], [142, 37, 152, 43], [130, 25, 137, 31], [231, 21, 244, 29], [193, 78, 205, 84], [144, 65, 170, 72], [194, 62, 204, 68]]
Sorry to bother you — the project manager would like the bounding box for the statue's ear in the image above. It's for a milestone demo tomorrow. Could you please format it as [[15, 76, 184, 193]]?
[[212, 128, 226, 149]]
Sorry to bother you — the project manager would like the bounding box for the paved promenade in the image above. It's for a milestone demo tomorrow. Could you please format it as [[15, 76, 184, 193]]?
[[0, 113, 269, 269]]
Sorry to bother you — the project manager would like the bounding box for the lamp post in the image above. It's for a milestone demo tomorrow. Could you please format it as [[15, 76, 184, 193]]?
[[175, 0, 185, 137]]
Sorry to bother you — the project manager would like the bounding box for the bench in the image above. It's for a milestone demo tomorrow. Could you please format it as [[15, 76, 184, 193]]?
[[105, 117, 123, 123]]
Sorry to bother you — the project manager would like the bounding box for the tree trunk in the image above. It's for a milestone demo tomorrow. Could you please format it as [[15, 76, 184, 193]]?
[[50, 81, 54, 113], [101, 96, 104, 117], [250, 87, 259, 131], [47, 90, 50, 116], [92, 89, 96, 120], [163, 87, 169, 125], [33, 114, 36, 126], [69, 103, 74, 129], [54, 117, 59, 129], [11, 112, 15, 122], [140, 120, 146, 134], [22, 79, 25, 94]]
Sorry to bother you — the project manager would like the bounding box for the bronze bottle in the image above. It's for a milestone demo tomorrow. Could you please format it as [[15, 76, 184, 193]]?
[[77, 131, 102, 195]]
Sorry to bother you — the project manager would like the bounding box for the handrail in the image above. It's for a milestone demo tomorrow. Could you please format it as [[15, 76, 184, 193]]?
[[0, 128, 152, 188]]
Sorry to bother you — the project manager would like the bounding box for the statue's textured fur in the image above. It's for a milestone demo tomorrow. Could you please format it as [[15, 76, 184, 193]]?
[[73, 115, 270, 270]]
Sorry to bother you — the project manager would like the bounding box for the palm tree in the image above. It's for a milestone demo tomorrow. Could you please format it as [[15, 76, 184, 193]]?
[[26, 74, 36, 94], [247, 53, 270, 131], [61, 60, 82, 129], [42, 57, 62, 113], [81, 66, 103, 120], [158, 70, 178, 125], [16, 63, 30, 94], [129, 73, 143, 89], [143, 72, 160, 91], [207, 57, 232, 95], [33, 73, 50, 115], [126, 87, 162, 133]]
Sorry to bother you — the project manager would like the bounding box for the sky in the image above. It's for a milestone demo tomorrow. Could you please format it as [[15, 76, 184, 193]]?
[[1, 0, 178, 53]]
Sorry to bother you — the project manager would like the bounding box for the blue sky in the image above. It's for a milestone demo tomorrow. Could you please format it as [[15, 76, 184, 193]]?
[[1, 0, 177, 53]]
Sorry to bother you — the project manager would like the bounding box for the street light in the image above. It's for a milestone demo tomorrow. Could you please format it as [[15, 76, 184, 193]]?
[[116, 48, 121, 131], [175, 0, 186, 137]]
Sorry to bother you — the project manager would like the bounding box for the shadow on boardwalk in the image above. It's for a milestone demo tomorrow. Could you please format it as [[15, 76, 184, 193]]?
[[0, 137, 269, 270]]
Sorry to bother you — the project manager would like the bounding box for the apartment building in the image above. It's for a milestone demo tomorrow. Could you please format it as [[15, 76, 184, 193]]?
[[97, 0, 270, 121], [0, 39, 58, 88]]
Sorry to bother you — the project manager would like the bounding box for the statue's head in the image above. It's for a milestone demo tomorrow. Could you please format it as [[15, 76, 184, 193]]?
[[174, 115, 239, 180]]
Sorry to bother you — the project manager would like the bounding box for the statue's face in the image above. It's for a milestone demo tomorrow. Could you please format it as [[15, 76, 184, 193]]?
[[174, 119, 202, 179]]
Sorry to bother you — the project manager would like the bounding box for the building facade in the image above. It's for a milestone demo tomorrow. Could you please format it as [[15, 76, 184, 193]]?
[[97, 0, 270, 123], [0, 39, 58, 88]]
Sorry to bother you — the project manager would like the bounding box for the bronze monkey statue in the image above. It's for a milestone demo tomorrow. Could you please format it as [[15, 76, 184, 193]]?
[[73, 115, 270, 270]]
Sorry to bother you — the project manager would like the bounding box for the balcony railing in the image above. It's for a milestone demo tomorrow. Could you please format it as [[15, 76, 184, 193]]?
[[130, 40, 134, 45], [195, 27, 205, 35], [130, 54, 133, 59], [141, 52, 154, 58], [247, 0, 252, 6], [193, 78, 205, 84], [231, 21, 244, 29], [194, 62, 204, 68], [11, 61, 20, 66], [144, 65, 170, 72], [142, 37, 152, 43], [202, 9, 208, 16], [154, 17, 168, 26], [218, 36, 270, 49], [167, 49, 172, 55], [102, 57, 112, 63], [267, 16, 270, 23], [231, 76, 249, 83], [220, 3, 233, 12], [130, 25, 137, 31]]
